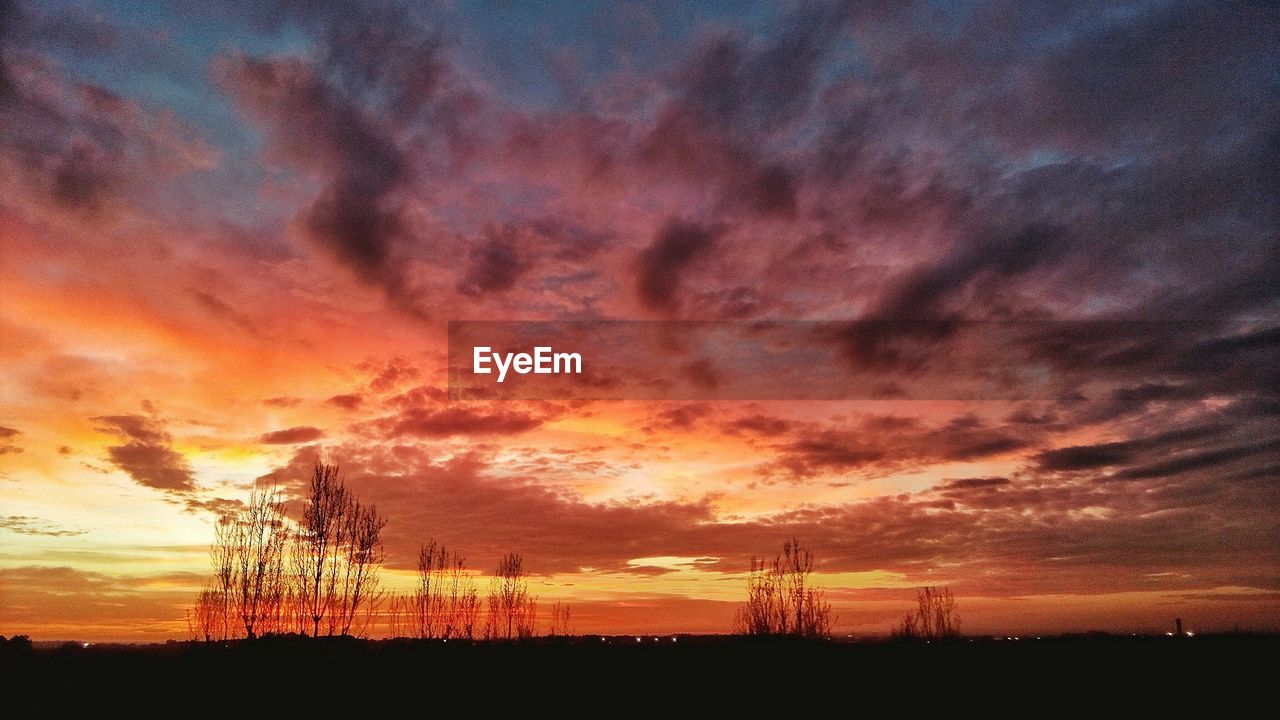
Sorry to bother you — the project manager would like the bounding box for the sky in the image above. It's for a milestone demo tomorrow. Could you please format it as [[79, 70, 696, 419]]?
[[1, 0, 1278, 641]]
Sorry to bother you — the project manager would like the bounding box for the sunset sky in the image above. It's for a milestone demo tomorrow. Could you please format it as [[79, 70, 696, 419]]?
[[1, 0, 1278, 641]]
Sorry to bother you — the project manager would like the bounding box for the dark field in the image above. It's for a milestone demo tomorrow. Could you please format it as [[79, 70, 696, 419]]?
[[3, 634, 1274, 710]]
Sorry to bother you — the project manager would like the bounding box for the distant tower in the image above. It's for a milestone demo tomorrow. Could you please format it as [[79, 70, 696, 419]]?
[[1175, 618, 1184, 636]]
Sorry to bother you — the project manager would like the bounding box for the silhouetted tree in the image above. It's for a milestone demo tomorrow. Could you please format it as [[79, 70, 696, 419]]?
[[486, 553, 537, 640], [296, 463, 346, 637], [448, 552, 481, 639], [895, 586, 960, 640], [733, 538, 834, 638], [401, 540, 480, 639], [198, 486, 288, 639], [234, 486, 289, 638], [330, 498, 386, 636], [209, 515, 235, 639], [291, 463, 386, 637], [191, 462, 387, 639], [188, 581, 224, 641], [547, 602, 573, 637]]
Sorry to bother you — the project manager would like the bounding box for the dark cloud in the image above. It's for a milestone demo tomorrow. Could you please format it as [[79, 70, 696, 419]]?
[[680, 359, 721, 390], [258, 426, 326, 444], [373, 406, 547, 438], [92, 415, 195, 492], [327, 393, 364, 410], [763, 413, 1034, 480], [183, 496, 246, 518], [212, 3, 483, 316], [216, 53, 413, 309], [873, 223, 1070, 319], [50, 138, 119, 211], [0, 0, 19, 101], [630, 2, 851, 220], [1038, 443, 1129, 472], [0, 424, 21, 454], [457, 226, 528, 296], [1037, 425, 1226, 472], [936, 477, 1011, 492], [0, 515, 85, 537], [642, 403, 713, 433], [771, 436, 885, 477], [636, 220, 724, 312], [1110, 442, 1278, 482], [739, 164, 798, 218], [722, 414, 793, 437]]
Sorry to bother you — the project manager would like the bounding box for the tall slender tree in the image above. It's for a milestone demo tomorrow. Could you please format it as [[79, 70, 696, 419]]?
[[486, 553, 537, 640]]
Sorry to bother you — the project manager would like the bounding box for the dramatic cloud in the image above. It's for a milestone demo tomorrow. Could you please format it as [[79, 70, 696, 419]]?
[[1, 0, 1277, 638], [372, 406, 547, 438], [327, 394, 364, 410], [760, 413, 1034, 480], [636, 220, 724, 312], [92, 415, 196, 492], [258, 426, 326, 444], [216, 53, 411, 296], [457, 226, 529, 296]]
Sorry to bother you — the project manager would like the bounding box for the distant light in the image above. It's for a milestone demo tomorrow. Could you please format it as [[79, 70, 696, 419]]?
[[672, 637, 677, 643], [82, 642, 90, 649], [635, 637, 642, 643], [1165, 632, 1174, 636], [1186, 631, 1195, 637]]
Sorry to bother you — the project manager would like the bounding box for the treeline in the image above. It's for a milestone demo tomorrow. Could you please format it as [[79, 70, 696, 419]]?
[[189, 466, 954, 642], [188, 463, 566, 642]]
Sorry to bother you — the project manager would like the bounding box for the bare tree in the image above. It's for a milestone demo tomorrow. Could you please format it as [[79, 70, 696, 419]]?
[[387, 592, 409, 638], [296, 463, 345, 637], [402, 541, 481, 640], [332, 499, 386, 636], [209, 515, 235, 639], [192, 461, 388, 639], [448, 552, 481, 640], [547, 602, 573, 637], [195, 486, 288, 639], [895, 586, 960, 640], [733, 538, 834, 639], [230, 486, 289, 639], [408, 541, 445, 638], [188, 582, 224, 641], [291, 463, 385, 637], [486, 553, 537, 640]]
